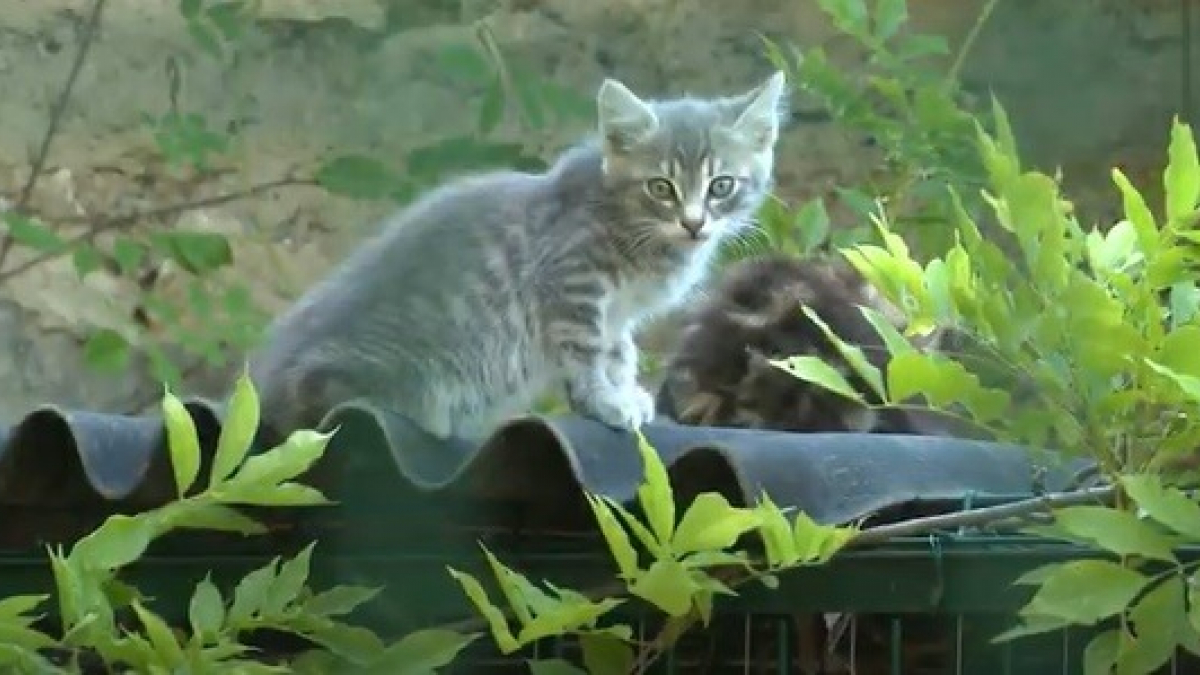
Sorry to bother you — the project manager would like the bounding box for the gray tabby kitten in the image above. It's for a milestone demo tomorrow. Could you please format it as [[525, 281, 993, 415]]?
[[247, 71, 789, 444]]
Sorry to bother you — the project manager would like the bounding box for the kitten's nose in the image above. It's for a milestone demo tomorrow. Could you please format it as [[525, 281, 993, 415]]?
[[680, 218, 706, 238]]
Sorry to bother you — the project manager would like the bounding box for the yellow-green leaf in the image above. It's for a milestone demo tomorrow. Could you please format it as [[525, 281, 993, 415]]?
[[162, 389, 201, 497], [793, 510, 855, 564], [1146, 358, 1200, 404], [633, 432, 676, 549], [1121, 474, 1200, 539], [362, 629, 480, 675], [771, 355, 864, 402], [1120, 575, 1194, 673], [1025, 505, 1178, 564], [132, 600, 186, 667], [211, 368, 259, 487], [671, 492, 762, 556], [802, 305, 886, 400], [1082, 629, 1120, 675], [188, 576, 225, 641], [628, 558, 695, 617], [1021, 560, 1148, 626], [1111, 169, 1158, 254], [579, 632, 635, 675], [1165, 117, 1200, 222], [69, 514, 158, 571], [446, 567, 519, 654], [755, 493, 800, 567], [586, 494, 640, 579]]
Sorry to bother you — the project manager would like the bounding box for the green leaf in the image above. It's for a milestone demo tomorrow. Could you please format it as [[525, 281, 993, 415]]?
[[260, 542, 316, 616], [162, 388, 202, 497], [435, 44, 493, 85], [527, 659, 589, 675], [770, 355, 864, 403], [314, 155, 398, 200], [477, 76, 506, 135], [187, 17, 224, 57], [755, 493, 800, 567], [226, 558, 279, 627], [586, 493, 640, 579], [1189, 572, 1200, 637], [1019, 560, 1149, 626], [301, 621, 385, 664], [72, 243, 104, 277], [150, 231, 233, 274], [1024, 505, 1178, 564], [159, 501, 267, 535], [886, 351, 1009, 422], [304, 585, 381, 618], [873, 0, 908, 41], [1121, 474, 1200, 539], [188, 576, 225, 642], [1165, 117, 1200, 222], [793, 510, 855, 564], [633, 431, 676, 550], [1111, 168, 1158, 255], [218, 429, 330, 496], [406, 138, 542, 182], [211, 367, 259, 486], [179, 0, 202, 19], [205, 1, 249, 40], [112, 236, 147, 274], [238, 482, 332, 507], [628, 558, 696, 617], [1082, 629, 1120, 675], [3, 213, 66, 253], [579, 632, 634, 675], [70, 513, 158, 571], [858, 305, 916, 360], [802, 305, 887, 401], [132, 600, 186, 667], [793, 199, 831, 254], [362, 629, 479, 675], [84, 329, 130, 373], [446, 567, 520, 654], [1145, 358, 1200, 404], [670, 492, 762, 556], [1119, 574, 1194, 674]]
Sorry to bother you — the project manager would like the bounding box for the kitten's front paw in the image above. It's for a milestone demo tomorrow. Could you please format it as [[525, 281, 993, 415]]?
[[581, 385, 656, 432]]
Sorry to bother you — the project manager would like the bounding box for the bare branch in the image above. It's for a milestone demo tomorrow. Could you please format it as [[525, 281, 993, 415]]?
[[0, 178, 315, 282], [0, 0, 110, 272]]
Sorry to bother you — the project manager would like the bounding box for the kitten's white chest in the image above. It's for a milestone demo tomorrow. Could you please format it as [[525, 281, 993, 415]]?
[[610, 261, 709, 331]]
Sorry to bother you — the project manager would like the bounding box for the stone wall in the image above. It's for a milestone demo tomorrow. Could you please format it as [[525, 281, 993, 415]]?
[[0, 0, 1191, 417]]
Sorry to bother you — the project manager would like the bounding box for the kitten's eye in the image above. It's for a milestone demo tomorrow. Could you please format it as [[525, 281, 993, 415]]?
[[708, 175, 737, 199], [645, 178, 677, 201]]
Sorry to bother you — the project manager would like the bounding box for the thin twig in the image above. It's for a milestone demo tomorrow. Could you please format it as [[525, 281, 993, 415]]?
[[849, 484, 1114, 545], [0, 0, 110, 272], [0, 178, 315, 282]]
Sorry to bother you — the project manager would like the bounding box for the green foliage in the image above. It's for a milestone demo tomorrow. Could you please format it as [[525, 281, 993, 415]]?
[[782, 99, 1200, 670], [448, 431, 856, 669], [0, 371, 478, 673], [731, 0, 996, 265]]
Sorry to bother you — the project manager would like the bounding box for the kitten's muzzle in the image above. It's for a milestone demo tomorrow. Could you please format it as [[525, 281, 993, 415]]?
[[679, 217, 706, 239]]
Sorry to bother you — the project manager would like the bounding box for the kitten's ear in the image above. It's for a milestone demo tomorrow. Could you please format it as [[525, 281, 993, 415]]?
[[726, 70, 789, 151], [597, 78, 659, 152]]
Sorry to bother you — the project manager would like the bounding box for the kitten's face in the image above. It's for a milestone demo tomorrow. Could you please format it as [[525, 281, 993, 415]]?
[[595, 72, 787, 255]]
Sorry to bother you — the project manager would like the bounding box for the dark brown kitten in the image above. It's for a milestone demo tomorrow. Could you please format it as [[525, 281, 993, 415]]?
[[656, 252, 944, 434]]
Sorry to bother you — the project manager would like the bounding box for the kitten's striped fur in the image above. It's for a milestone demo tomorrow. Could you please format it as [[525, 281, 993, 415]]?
[[247, 72, 788, 443]]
